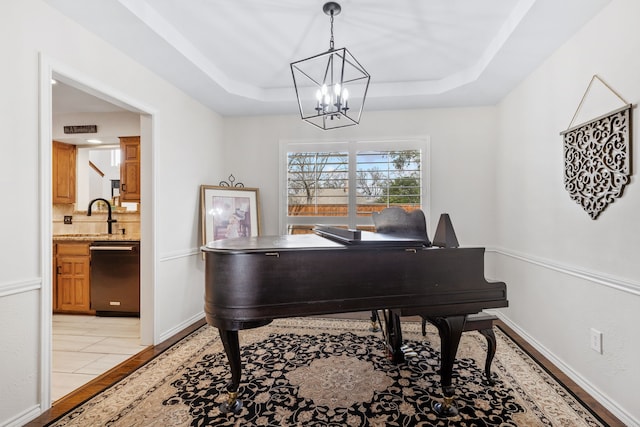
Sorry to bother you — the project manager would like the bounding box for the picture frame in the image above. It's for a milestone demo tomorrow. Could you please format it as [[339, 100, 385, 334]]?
[[200, 185, 261, 246]]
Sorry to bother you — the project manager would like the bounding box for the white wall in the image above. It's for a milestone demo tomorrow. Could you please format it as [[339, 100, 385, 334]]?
[[0, 1, 224, 425], [223, 108, 499, 246], [222, 2, 640, 424], [3, 0, 639, 425], [494, 0, 640, 424], [52, 111, 141, 142]]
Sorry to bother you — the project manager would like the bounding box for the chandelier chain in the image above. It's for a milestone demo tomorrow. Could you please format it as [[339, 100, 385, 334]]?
[[329, 12, 334, 50]]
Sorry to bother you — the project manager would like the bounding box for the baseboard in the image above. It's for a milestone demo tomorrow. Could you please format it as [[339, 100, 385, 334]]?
[[1, 404, 42, 427], [496, 313, 639, 427], [157, 311, 205, 343]]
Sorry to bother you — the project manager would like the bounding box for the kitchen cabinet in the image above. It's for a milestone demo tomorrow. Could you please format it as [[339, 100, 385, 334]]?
[[52, 140, 76, 204], [119, 136, 140, 202], [53, 242, 93, 314]]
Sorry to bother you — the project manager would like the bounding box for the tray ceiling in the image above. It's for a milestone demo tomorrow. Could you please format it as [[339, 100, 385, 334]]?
[[47, 0, 610, 116]]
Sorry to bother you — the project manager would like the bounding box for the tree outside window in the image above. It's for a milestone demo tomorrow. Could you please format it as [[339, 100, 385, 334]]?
[[284, 141, 426, 233]]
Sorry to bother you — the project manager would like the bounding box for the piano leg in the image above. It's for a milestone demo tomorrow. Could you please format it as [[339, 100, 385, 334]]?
[[479, 327, 497, 384], [218, 328, 243, 415], [428, 315, 466, 417], [370, 310, 380, 332], [384, 310, 405, 363]]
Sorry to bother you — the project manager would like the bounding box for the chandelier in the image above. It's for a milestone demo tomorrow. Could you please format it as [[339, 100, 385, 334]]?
[[290, 2, 370, 130]]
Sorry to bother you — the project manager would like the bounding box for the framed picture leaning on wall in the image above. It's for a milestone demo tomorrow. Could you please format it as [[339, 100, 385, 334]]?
[[200, 185, 261, 246]]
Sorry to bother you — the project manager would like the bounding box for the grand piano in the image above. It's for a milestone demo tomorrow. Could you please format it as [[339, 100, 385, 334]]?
[[202, 223, 508, 416]]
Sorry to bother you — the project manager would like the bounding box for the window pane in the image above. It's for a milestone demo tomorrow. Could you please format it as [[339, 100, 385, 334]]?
[[356, 149, 421, 216], [287, 151, 348, 217], [110, 149, 121, 167]]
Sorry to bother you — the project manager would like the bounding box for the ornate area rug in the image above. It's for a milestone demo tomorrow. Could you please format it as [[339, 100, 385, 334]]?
[[48, 318, 605, 426]]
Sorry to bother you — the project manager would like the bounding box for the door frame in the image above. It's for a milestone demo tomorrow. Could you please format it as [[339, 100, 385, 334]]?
[[39, 53, 157, 408]]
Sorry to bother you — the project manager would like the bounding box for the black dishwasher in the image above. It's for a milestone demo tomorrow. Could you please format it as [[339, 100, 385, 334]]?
[[90, 240, 140, 316]]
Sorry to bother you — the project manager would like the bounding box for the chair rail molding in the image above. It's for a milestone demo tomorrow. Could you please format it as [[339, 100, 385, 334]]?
[[0, 278, 42, 298], [488, 247, 640, 296]]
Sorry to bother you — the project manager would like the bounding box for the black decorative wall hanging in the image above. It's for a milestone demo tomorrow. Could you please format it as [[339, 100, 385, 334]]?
[[560, 76, 633, 219]]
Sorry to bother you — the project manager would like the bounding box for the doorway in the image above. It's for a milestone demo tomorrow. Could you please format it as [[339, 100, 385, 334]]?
[[51, 314, 145, 400], [41, 61, 155, 407]]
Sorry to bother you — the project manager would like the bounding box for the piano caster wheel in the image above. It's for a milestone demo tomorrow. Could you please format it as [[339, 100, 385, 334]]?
[[219, 392, 243, 415], [433, 396, 458, 417]]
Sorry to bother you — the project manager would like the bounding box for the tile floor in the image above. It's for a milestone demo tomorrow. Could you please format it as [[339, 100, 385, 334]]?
[[52, 314, 148, 402]]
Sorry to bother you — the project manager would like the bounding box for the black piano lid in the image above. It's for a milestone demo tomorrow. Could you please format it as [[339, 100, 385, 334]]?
[[202, 230, 429, 254], [202, 234, 343, 253]]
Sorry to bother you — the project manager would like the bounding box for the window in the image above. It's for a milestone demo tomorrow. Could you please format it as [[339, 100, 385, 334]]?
[[281, 139, 429, 234], [110, 148, 121, 167]]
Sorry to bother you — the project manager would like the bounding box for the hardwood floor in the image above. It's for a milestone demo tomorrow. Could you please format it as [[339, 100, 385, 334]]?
[[26, 318, 206, 427], [495, 320, 623, 427], [26, 316, 623, 426]]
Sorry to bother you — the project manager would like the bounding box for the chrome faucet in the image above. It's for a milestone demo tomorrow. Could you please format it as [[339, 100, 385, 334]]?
[[87, 198, 117, 234]]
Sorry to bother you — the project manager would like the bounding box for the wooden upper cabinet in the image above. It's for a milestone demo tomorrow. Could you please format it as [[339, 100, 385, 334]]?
[[119, 136, 141, 202], [52, 140, 76, 204]]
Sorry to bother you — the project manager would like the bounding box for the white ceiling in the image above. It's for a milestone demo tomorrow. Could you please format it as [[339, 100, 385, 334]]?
[[52, 80, 126, 114], [48, 0, 610, 116]]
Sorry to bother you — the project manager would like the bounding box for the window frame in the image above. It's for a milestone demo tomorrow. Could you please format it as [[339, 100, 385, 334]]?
[[279, 137, 431, 233]]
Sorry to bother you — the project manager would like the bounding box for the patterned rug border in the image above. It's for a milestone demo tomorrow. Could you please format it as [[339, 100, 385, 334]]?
[[47, 317, 606, 426], [494, 324, 609, 427]]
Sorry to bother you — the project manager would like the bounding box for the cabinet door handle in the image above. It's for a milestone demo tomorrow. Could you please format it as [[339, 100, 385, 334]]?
[[56, 266, 61, 275], [121, 183, 127, 192]]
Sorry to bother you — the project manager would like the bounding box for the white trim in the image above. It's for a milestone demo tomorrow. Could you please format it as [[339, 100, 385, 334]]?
[[0, 278, 41, 298], [159, 248, 201, 262], [157, 312, 205, 343], [497, 313, 638, 426], [488, 247, 640, 296], [38, 53, 159, 413], [2, 404, 42, 427], [139, 113, 157, 346], [279, 136, 431, 234], [38, 52, 54, 411]]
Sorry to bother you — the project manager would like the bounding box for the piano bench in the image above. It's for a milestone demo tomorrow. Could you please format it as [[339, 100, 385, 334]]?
[[421, 312, 499, 384]]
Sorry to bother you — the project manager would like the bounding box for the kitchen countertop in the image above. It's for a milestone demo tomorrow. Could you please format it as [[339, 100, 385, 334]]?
[[53, 234, 140, 242]]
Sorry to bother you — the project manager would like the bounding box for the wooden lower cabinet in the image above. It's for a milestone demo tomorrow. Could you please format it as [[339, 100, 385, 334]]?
[[53, 242, 94, 314]]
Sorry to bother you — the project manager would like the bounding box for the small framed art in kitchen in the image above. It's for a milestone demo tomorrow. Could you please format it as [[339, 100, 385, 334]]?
[[200, 185, 261, 245]]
